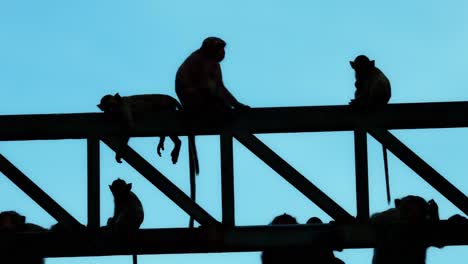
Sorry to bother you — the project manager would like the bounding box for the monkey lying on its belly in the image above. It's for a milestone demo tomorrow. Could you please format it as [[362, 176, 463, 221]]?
[[98, 93, 182, 164]]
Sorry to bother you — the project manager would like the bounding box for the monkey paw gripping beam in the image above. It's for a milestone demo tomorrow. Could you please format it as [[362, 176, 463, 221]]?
[[0, 101, 467, 257]]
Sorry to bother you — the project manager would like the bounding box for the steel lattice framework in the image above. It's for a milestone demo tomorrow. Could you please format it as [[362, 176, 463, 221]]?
[[0, 102, 467, 258]]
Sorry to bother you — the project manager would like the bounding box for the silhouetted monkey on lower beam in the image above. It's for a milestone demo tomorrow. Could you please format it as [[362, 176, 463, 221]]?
[[0, 211, 45, 264], [98, 93, 183, 165], [261, 213, 299, 264], [370, 195, 440, 264], [302, 217, 345, 264], [350, 54, 392, 204], [106, 179, 144, 264]]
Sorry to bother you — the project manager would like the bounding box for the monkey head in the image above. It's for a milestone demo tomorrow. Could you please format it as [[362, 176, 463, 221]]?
[[395, 195, 439, 223], [109, 178, 132, 198], [350, 55, 375, 73], [0, 211, 26, 231], [306, 217, 323, 224], [270, 213, 298, 225], [200, 37, 226, 62], [97, 93, 123, 113]]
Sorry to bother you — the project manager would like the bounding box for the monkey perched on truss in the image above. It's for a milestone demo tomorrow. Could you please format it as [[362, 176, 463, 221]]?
[[98, 93, 184, 165], [0, 211, 46, 264]]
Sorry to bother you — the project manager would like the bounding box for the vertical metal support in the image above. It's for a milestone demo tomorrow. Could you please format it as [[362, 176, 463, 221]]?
[[354, 129, 369, 221], [220, 133, 235, 226], [87, 137, 100, 229], [188, 139, 196, 228]]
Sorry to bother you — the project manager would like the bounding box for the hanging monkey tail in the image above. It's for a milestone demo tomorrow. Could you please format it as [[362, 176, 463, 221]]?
[[188, 135, 198, 228], [382, 146, 391, 204]]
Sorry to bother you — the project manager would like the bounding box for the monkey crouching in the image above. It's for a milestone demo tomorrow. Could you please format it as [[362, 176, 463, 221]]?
[[370, 195, 440, 264], [0, 211, 46, 264]]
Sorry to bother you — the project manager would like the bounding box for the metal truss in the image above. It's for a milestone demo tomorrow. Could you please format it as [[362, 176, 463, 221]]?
[[0, 102, 467, 257]]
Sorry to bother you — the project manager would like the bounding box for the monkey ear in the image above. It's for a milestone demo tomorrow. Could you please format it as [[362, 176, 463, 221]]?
[[350, 61, 355, 69], [114, 93, 122, 100], [108, 185, 112, 190], [394, 198, 401, 207], [126, 183, 132, 191], [97, 104, 104, 111], [20, 215, 26, 223], [370, 60, 375, 67]]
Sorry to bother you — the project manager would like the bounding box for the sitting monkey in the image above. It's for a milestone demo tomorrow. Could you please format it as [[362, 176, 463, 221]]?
[[349, 55, 391, 108], [370, 195, 439, 264], [105, 179, 144, 264], [350, 55, 392, 204], [175, 36, 250, 113], [106, 178, 144, 232], [175, 37, 250, 222], [0, 211, 46, 264], [261, 213, 300, 264], [98, 93, 182, 164], [301, 217, 345, 264]]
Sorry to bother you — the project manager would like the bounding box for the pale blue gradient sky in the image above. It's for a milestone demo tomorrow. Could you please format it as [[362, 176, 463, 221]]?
[[0, 1, 467, 263]]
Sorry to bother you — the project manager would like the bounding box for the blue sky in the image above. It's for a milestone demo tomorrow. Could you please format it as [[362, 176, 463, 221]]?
[[1, 1, 467, 263]]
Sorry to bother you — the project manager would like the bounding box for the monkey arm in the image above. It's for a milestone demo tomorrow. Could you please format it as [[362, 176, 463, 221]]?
[[219, 85, 250, 109]]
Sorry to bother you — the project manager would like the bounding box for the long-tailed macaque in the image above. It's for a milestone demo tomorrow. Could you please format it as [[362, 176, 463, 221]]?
[[370, 195, 439, 264], [0, 211, 45, 264], [106, 178, 144, 232], [349, 55, 391, 108], [261, 213, 299, 264], [98, 93, 182, 164], [350, 54, 392, 203], [176, 37, 250, 226], [302, 217, 345, 264], [106, 179, 144, 264]]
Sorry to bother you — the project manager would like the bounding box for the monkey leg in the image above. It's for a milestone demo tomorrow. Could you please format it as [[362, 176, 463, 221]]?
[[170, 136, 181, 164], [157, 136, 166, 156], [115, 137, 130, 163]]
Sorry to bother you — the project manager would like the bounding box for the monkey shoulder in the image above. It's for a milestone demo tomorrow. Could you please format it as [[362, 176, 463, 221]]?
[[370, 208, 401, 224]]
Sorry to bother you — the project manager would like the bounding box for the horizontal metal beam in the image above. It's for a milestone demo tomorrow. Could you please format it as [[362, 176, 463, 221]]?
[[1, 102, 468, 141], [0, 154, 82, 228], [0, 221, 466, 257], [101, 137, 220, 226], [367, 128, 468, 216]]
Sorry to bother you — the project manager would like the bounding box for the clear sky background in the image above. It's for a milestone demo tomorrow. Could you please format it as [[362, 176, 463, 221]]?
[[1, 1, 467, 263]]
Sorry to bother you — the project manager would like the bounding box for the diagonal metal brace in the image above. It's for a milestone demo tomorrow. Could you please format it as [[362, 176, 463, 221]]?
[[101, 137, 220, 226], [367, 128, 468, 216], [0, 154, 81, 228], [234, 132, 355, 222]]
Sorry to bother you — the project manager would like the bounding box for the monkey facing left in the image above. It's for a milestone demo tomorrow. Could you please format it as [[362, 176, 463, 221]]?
[[97, 93, 183, 164]]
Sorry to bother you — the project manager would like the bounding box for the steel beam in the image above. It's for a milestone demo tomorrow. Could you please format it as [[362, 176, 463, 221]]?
[[0, 154, 81, 228], [0, 221, 466, 257], [101, 137, 219, 226], [87, 137, 100, 229], [1, 102, 468, 141], [354, 129, 369, 221], [234, 132, 355, 222], [220, 133, 235, 226], [367, 128, 468, 215]]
